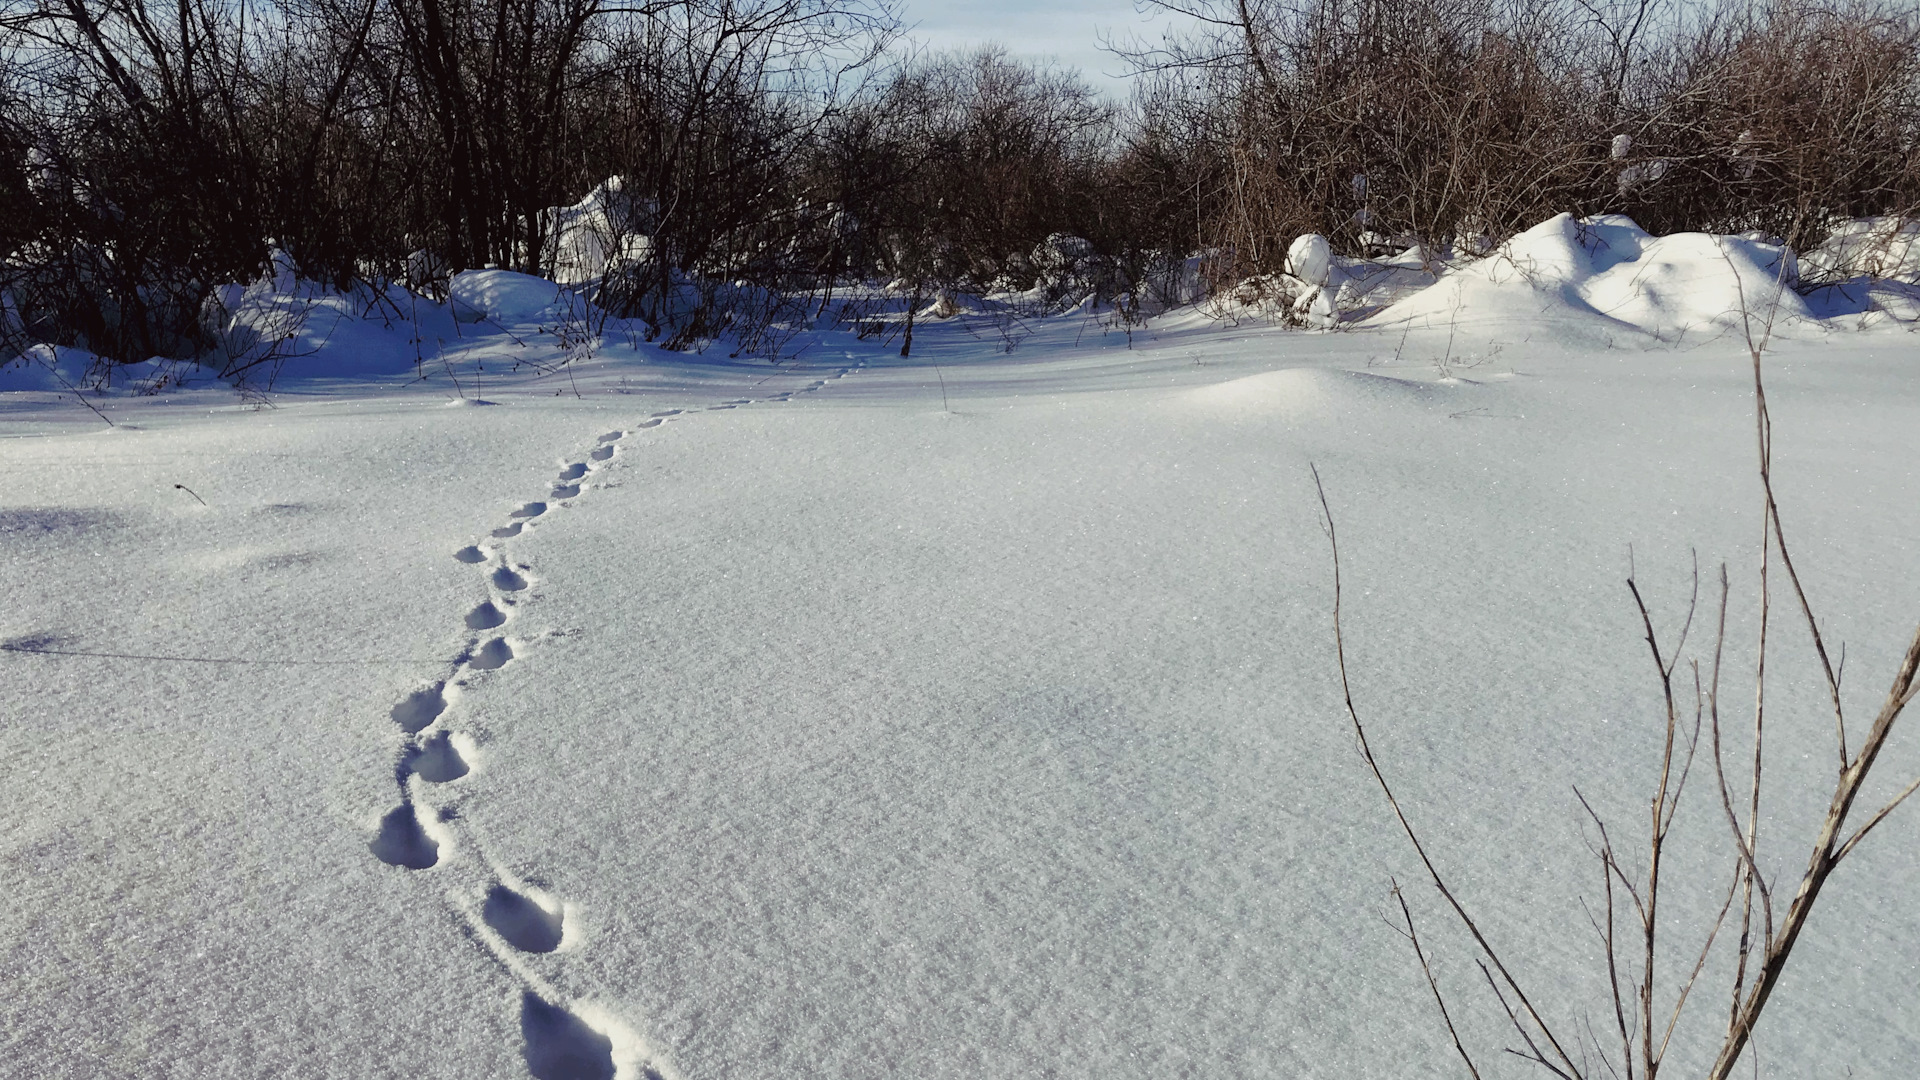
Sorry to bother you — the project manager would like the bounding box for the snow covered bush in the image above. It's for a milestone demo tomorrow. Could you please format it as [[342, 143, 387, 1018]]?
[[1284, 234, 1332, 287], [542, 178, 655, 287]]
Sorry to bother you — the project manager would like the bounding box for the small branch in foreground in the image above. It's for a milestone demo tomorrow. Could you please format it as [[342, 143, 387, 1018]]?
[[1391, 879, 1483, 1080], [1311, 462, 1586, 1080]]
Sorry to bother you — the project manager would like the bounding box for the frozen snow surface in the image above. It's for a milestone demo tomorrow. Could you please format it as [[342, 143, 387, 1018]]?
[[4, 218, 1920, 1079]]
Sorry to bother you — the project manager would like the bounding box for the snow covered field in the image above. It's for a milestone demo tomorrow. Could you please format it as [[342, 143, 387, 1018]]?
[[4, 221, 1919, 1078]]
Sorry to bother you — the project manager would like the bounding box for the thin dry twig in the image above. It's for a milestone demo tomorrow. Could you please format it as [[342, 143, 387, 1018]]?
[[1704, 256, 1920, 1080], [1391, 880, 1484, 1080], [1312, 462, 1586, 1080]]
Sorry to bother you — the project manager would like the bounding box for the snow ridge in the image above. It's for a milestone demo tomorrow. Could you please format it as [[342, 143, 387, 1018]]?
[[369, 358, 864, 1080]]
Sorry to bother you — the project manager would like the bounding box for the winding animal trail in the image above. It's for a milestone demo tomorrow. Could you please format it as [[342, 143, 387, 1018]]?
[[366, 358, 865, 1079]]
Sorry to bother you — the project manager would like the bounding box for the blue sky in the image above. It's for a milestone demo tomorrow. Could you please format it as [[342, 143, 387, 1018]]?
[[897, 0, 1180, 91]]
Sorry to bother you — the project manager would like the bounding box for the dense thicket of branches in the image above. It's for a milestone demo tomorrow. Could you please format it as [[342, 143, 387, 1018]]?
[[1123, 0, 1920, 277], [1, 0, 1916, 362]]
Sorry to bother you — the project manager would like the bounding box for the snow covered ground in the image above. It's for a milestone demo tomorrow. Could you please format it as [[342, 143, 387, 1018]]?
[[4, 222, 1919, 1079]]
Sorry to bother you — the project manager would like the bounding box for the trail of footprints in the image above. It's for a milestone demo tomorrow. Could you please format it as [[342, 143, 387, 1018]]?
[[369, 359, 865, 1080]]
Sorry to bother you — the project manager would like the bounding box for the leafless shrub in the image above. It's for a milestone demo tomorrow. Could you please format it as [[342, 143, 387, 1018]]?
[[1117, 0, 1920, 282], [1616, 0, 1920, 248], [1310, 275, 1920, 1078]]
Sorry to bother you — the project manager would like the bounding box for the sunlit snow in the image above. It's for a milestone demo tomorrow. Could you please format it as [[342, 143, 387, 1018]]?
[[4, 218, 1917, 1079]]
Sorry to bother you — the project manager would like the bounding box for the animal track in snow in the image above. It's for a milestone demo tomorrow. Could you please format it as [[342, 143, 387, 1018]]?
[[370, 805, 439, 869], [379, 385, 874, 1077], [469, 637, 514, 670], [485, 885, 565, 953], [467, 601, 508, 630], [520, 993, 616, 1080], [392, 683, 448, 733], [409, 732, 471, 783]]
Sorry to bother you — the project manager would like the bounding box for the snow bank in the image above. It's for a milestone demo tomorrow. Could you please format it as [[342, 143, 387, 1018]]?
[[1377, 213, 1809, 342], [1804, 217, 1920, 282], [14, 209, 1920, 404], [0, 344, 99, 392], [450, 269, 581, 325], [1211, 212, 1920, 342], [0, 344, 198, 394], [1180, 366, 1332, 414]]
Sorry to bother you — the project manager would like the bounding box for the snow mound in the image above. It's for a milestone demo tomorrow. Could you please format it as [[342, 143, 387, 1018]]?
[[1180, 367, 1335, 414], [1287, 234, 1333, 286], [0, 345, 97, 392], [0, 344, 198, 394], [1381, 213, 1807, 341], [451, 269, 578, 325]]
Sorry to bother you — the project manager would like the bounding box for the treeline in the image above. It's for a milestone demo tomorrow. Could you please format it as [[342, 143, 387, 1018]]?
[[2, 0, 1918, 363], [1127, 0, 1920, 269]]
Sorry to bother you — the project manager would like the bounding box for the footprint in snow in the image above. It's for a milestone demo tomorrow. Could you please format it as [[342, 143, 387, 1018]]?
[[556, 463, 588, 482], [491, 566, 528, 591], [589, 446, 614, 462], [409, 732, 471, 783], [492, 522, 523, 539], [485, 885, 565, 953], [635, 418, 662, 429], [596, 431, 623, 443], [469, 637, 513, 670], [466, 601, 507, 630], [520, 993, 615, 1080], [511, 502, 547, 519], [650, 410, 680, 417], [454, 545, 487, 564], [392, 683, 448, 733], [706, 405, 735, 411], [551, 484, 580, 500], [370, 805, 439, 869]]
